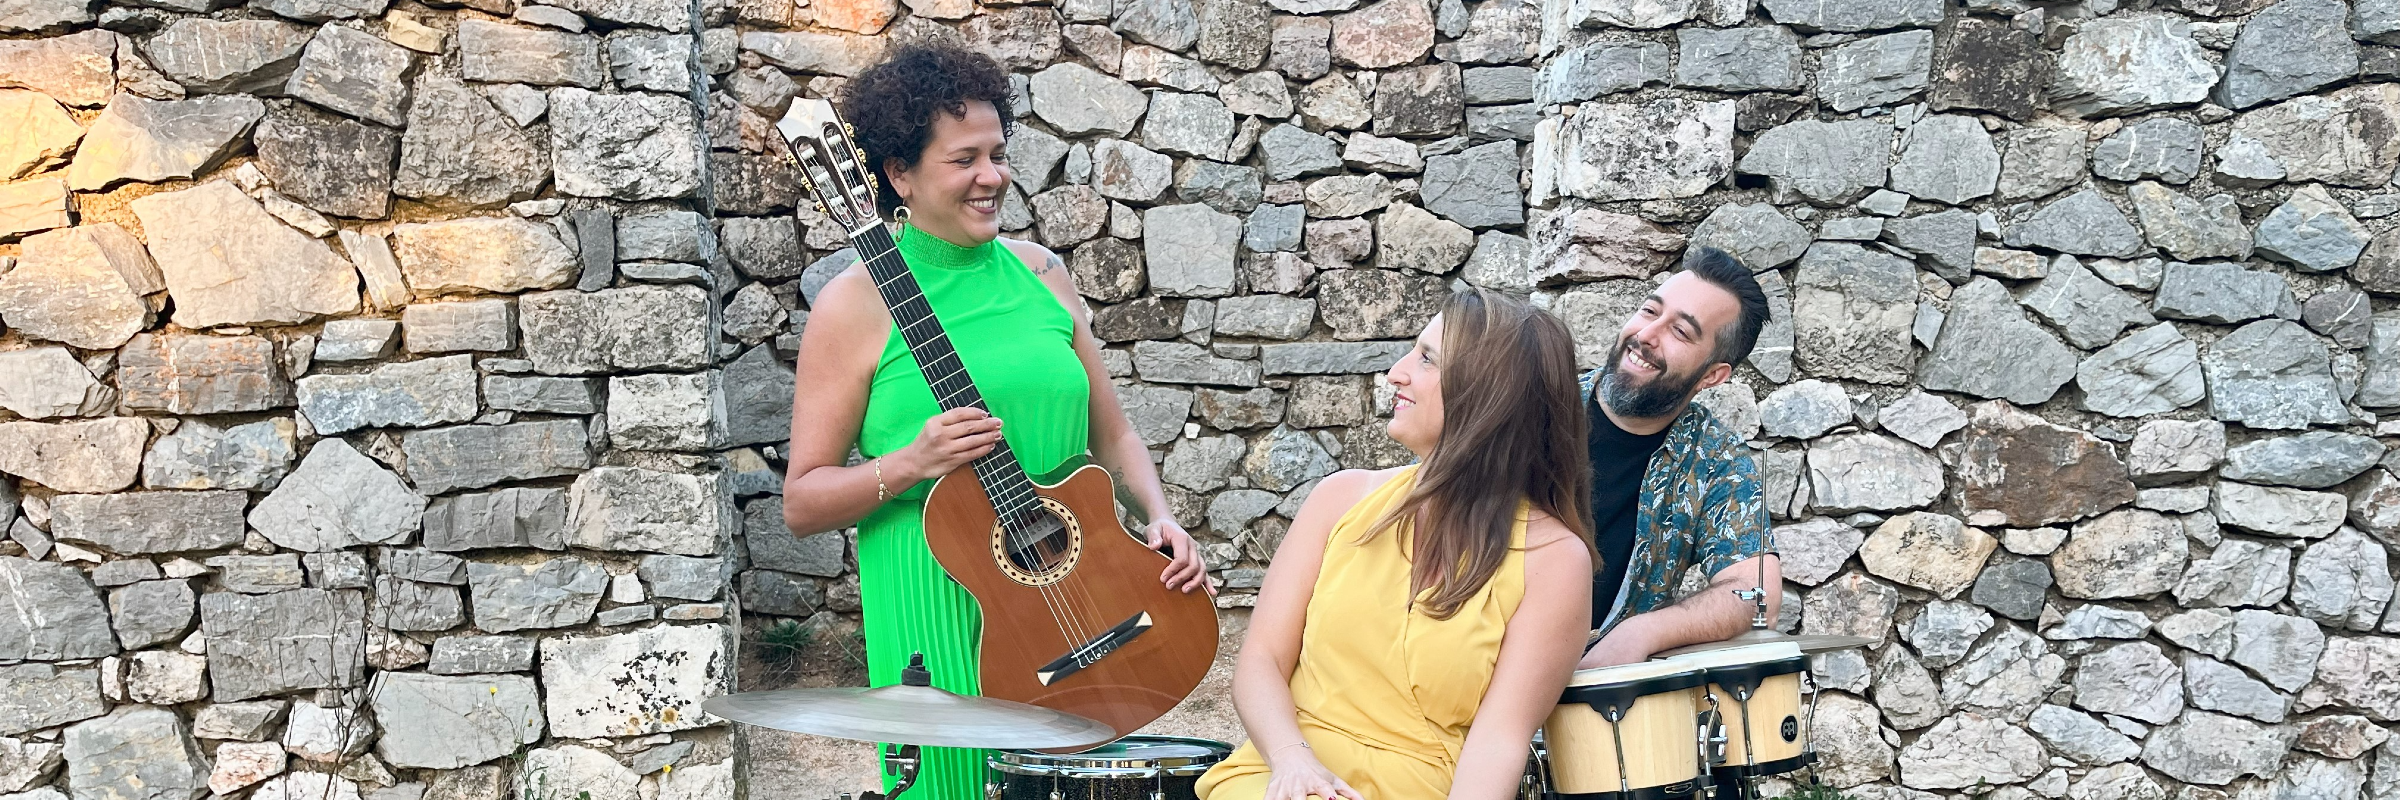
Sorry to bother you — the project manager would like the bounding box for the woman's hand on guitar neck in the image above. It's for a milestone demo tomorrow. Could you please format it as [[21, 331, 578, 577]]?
[[889, 407, 1005, 483], [1141, 518, 1212, 595]]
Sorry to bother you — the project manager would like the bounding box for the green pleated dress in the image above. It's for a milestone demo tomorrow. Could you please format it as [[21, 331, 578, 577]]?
[[854, 225, 1091, 799]]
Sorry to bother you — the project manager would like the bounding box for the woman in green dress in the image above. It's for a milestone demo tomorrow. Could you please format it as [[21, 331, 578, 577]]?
[[780, 43, 1211, 799]]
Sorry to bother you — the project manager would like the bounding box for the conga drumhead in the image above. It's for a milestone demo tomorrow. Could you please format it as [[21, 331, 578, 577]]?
[[989, 736, 1232, 778]]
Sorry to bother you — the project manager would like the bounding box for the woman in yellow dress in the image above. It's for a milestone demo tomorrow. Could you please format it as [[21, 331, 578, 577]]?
[[1198, 289, 1597, 800]]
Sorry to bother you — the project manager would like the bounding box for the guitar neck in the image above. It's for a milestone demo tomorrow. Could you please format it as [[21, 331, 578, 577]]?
[[850, 223, 1041, 514]]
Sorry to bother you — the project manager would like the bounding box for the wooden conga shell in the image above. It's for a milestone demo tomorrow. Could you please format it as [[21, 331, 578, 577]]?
[[1540, 662, 1706, 797], [1661, 643, 1810, 778]]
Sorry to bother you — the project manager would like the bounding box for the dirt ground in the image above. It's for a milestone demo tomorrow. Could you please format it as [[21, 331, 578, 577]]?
[[736, 610, 1254, 798]]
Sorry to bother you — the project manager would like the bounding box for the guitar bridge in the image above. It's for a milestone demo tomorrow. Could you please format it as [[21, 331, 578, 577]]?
[[1034, 612, 1152, 686]]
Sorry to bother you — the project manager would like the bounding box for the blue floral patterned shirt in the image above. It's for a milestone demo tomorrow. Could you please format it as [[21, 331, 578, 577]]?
[[1582, 370, 1775, 635]]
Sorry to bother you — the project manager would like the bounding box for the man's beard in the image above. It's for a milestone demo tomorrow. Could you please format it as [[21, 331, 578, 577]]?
[[1598, 336, 1705, 419]]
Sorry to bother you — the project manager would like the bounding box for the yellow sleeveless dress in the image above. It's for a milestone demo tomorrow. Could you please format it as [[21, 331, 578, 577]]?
[[1197, 466, 1529, 799]]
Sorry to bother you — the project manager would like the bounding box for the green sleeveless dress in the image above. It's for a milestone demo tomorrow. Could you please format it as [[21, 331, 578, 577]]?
[[854, 225, 1091, 799]]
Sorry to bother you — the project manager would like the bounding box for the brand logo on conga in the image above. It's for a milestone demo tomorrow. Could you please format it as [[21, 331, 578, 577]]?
[[1780, 716, 1799, 743]]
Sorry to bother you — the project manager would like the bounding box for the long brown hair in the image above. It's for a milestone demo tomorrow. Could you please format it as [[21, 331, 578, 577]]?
[[1366, 289, 1597, 620]]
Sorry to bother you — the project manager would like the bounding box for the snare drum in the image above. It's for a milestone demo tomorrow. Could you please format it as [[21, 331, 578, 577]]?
[[1540, 661, 1709, 800], [987, 737, 1230, 800], [1660, 642, 1811, 780]]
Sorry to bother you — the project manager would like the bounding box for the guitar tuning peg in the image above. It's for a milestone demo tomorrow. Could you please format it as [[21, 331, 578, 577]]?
[[844, 122, 856, 137], [815, 203, 830, 216]]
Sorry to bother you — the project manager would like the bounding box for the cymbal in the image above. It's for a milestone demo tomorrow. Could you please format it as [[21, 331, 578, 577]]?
[[1654, 628, 1878, 658], [702, 684, 1116, 751]]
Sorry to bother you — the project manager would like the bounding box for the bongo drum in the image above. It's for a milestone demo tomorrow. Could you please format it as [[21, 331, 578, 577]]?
[[1661, 642, 1811, 780], [986, 737, 1230, 800], [1540, 661, 1709, 799]]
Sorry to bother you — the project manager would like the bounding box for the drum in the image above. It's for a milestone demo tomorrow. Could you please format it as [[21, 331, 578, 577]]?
[[1540, 661, 1709, 800], [1660, 642, 1811, 780], [987, 737, 1230, 800]]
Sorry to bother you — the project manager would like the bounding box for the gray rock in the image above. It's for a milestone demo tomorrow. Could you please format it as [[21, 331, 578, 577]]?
[[1144, 92, 1235, 159], [0, 347, 103, 420], [1905, 599, 1995, 667], [144, 18, 311, 95], [0, 736, 63, 793], [252, 104, 397, 220], [744, 503, 843, 577], [2256, 186, 2370, 272], [1759, 0, 1939, 31], [1144, 204, 1240, 297], [2072, 641, 2185, 724], [1737, 119, 1893, 206], [637, 556, 723, 602], [2224, 433, 2385, 488], [1030, 63, 1148, 136], [2202, 320, 2349, 430], [1760, 380, 1852, 439], [209, 554, 306, 593], [2218, 0, 2357, 109], [1163, 434, 1247, 491], [2215, 133, 2288, 187], [2090, 117, 2202, 184], [2076, 323, 2206, 418], [1791, 243, 1916, 384], [2130, 182, 2251, 261], [135, 180, 360, 327], [2022, 257, 2156, 350], [0, 418, 148, 494], [51, 491, 247, 555], [1135, 341, 1262, 386], [466, 558, 605, 633], [1802, 571, 1901, 646], [1997, 127, 2087, 203], [1091, 139, 1173, 203], [569, 467, 726, 555], [2367, 314, 2400, 408], [2054, 509, 2187, 600], [1115, 384, 1195, 445], [1242, 426, 1338, 492], [2154, 261, 2295, 325], [190, 702, 287, 743], [294, 355, 477, 435], [2045, 603, 2153, 639], [394, 75, 549, 209], [2217, 481, 2346, 538], [1820, 31, 1932, 112], [285, 25, 412, 127], [2304, 290, 2376, 352], [1214, 294, 1316, 340], [1881, 209, 1978, 282], [61, 708, 208, 800], [1317, 268, 1444, 340], [66, 94, 263, 191], [2140, 711, 2290, 785], [370, 575, 463, 632], [1421, 140, 1521, 228], [2050, 16, 2220, 117], [1772, 517, 1863, 586], [423, 487, 570, 553], [2230, 609, 2326, 691], [1173, 162, 1263, 216], [1674, 27, 1800, 91], [2004, 189, 2145, 258], [1541, 97, 1733, 203], [2027, 705, 2140, 765], [607, 32, 691, 93], [1895, 712, 2046, 789], [1807, 433, 1944, 513], [459, 20, 598, 87], [2230, 83, 2400, 187], [548, 88, 702, 201], [2352, 468, 2400, 543], [0, 664, 104, 736], [115, 332, 289, 416], [1260, 341, 1413, 374], [429, 635, 537, 675], [402, 300, 514, 354], [109, 579, 195, 650], [607, 371, 720, 452], [1243, 204, 1305, 253], [200, 588, 364, 701], [1871, 644, 1943, 729], [1973, 555, 2052, 621], [2298, 636, 2400, 720], [1922, 278, 2079, 404], [1886, 113, 1997, 205], [538, 623, 726, 738], [1535, 40, 1668, 105], [484, 376, 596, 415], [2290, 528, 2393, 631], [370, 673, 541, 769], [2160, 608, 2237, 657], [0, 557, 116, 661], [1690, 203, 1808, 271], [520, 285, 710, 374]]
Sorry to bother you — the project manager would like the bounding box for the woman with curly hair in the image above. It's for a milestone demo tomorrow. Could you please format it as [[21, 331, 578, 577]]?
[[778, 42, 1210, 798]]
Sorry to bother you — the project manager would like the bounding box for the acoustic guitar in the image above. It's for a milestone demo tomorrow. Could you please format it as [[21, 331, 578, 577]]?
[[772, 99, 1219, 743]]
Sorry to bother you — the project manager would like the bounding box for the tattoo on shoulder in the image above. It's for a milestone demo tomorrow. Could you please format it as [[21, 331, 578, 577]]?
[[1038, 251, 1065, 277]]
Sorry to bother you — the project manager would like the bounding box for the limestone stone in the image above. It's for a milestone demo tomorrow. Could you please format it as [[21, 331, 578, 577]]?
[[1808, 433, 1942, 513], [1529, 208, 1681, 284], [2350, 469, 2400, 543], [1328, 0, 1431, 68], [368, 674, 541, 769], [1996, 127, 2088, 203], [2218, 481, 2347, 539], [568, 466, 726, 555], [2131, 183, 2251, 261], [1759, 380, 1850, 440], [549, 89, 701, 200], [423, 488, 569, 552], [393, 219, 582, 297], [131, 181, 358, 328], [2003, 189, 2145, 258], [2295, 715, 2388, 759], [1927, 15, 2047, 119], [1758, 0, 1939, 31], [394, 75, 549, 209], [2161, 608, 2237, 657], [1886, 113, 1997, 205], [1371, 63, 1462, 137], [200, 589, 364, 701], [1541, 97, 1734, 203], [402, 421, 591, 495], [248, 439, 424, 552], [1820, 31, 1933, 113], [1803, 571, 1900, 646], [67, 94, 263, 191], [1675, 27, 1799, 92], [2027, 705, 2139, 766], [1689, 203, 1807, 272], [0, 418, 149, 494], [2071, 641, 2185, 724], [1974, 553, 2052, 621], [2130, 419, 2226, 484], [1144, 92, 1235, 159], [464, 558, 603, 633], [2298, 636, 2400, 720], [206, 742, 283, 796], [607, 371, 721, 452], [2291, 528, 2394, 631], [2367, 314, 2400, 406], [520, 286, 710, 374], [122, 650, 205, 704], [1145, 204, 1240, 297], [1898, 600, 1991, 670], [109, 579, 194, 650], [2143, 711, 2290, 784], [2050, 16, 2220, 117], [2091, 117, 2203, 184], [402, 300, 514, 354], [1422, 140, 1523, 228], [0, 225, 156, 349], [117, 332, 290, 416], [0, 90, 75, 181], [285, 25, 411, 127], [2186, 653, 2291, 723], [1942, 401, 2137, 527], [2230, 609, 2327, 692], [0, 177, 71, 239], [2046, 603, 2153, 640], [2177, 539, 2295, 608], [1535, 40, 1668, 104], [51, 491, 245, 554], [1869, 645, 1942, 728], [2023, 257, 2157, 350], [1811, 691, 1895, 787], [1921, 278, 2078, 404], [2230, 83, 2400, 188], [0, 664, 104, 735], [1030, 62, 1147, 136], [2222, 433, 2383, 490], [1791, 243, 1915, 384], [252, 105, 397, 220], [2066, 763, 2167, 800], [0, 348, 101, 419], [2304, 289, 2376, 348], [458, 20, 598, 87], [1735, 119, 1892, 206], [2218, 0, 2357, 109], [190, 702, 287, 743], [1859, 513, 1993, 598], [61, 708, 208, 800], [1771, 517, 1861, 587], [294, 354, 476, 435], [2202, 320, 2349, 430], [1896, 712, 2046, 789], [539, 623, 727, 737]]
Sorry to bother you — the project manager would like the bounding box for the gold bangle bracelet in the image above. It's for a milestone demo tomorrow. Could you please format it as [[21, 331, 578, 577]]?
[[874, 457, 892, 503]]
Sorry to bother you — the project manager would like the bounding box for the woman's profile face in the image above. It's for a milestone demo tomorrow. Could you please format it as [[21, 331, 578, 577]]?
[[886, 100, 1012, 245], [1386, 314, 1445, 457]]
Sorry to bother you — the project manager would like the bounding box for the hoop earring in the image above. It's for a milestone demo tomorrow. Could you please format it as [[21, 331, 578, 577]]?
[[893, 205, 912, 225]]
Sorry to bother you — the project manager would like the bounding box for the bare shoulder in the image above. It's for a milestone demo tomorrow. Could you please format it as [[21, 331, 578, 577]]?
[[809, 259, 889, 331], [1521, 516, 1592, 562], [1297, 467, 1405, 516], [999, 237, 1065, 277]]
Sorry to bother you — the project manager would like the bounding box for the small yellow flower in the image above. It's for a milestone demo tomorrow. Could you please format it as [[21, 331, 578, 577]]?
[[661, 766, 672, 775], [490, 686, 499, 695]]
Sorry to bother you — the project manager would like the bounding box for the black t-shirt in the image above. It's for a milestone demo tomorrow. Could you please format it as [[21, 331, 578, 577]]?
[[1587, 394, 1670, 629]]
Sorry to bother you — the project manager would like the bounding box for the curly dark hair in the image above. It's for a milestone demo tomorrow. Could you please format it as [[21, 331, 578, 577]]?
[[839, 42, 1015, 215]]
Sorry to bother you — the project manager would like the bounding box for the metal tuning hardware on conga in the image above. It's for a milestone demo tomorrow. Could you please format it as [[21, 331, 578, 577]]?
[[1659, 642, 1812, 800], [986, 737, 1231, 800]]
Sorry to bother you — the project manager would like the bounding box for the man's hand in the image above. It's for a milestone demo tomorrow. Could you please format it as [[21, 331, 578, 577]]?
[[1576, 632, 1654, 669]]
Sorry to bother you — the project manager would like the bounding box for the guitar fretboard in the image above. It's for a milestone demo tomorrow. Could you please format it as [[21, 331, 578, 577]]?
[[851, 223, 1042, 520]]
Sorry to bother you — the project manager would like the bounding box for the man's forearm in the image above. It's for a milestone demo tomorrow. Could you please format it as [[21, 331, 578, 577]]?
[[1592, 578, 1765, 661]]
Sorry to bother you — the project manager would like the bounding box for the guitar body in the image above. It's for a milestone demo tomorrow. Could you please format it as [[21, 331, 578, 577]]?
[[921, 463, 1219, 744]]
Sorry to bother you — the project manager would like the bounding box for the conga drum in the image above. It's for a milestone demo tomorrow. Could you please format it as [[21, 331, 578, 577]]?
[[1540, 661, 1708, 799], [1660, 642, 1811, 780], [987, 736, 1229, 800]]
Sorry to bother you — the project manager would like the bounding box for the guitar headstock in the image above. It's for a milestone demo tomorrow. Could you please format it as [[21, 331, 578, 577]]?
[[774, 98, 882, 233]]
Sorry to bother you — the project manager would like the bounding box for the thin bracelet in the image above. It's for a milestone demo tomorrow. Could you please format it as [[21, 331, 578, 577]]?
[[873, 457, 892, 503], [1270, 741, 1310, 758]]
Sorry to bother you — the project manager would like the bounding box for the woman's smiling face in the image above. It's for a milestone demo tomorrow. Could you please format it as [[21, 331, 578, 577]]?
[[1386, 314, 1446, 456], [885, 100, 1012, 245]]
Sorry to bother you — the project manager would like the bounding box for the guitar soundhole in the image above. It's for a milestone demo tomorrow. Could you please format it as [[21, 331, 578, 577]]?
[[990, 495, 1083, 587]]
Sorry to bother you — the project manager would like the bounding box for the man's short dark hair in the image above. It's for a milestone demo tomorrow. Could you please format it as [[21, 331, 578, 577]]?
[[1683, 246, 1772, 368]]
